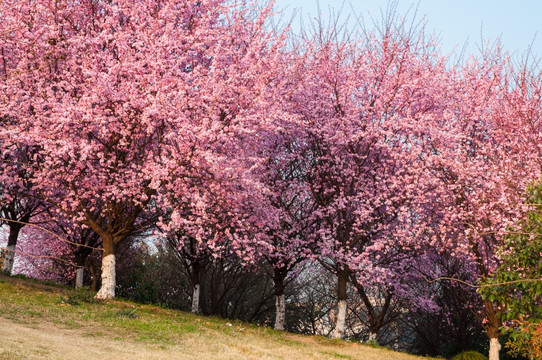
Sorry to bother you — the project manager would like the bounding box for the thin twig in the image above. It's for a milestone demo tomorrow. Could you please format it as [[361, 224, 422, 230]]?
[[422, 275, 542, 288]]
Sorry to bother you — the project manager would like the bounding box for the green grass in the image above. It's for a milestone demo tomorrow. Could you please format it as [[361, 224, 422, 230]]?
[[0, 274, 439, 360], [324, 351, 353, 359], [0, 277, 195, 343], [451, 351, 488, 360]]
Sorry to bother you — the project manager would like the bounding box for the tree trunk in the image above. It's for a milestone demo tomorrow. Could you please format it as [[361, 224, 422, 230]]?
[[2, 226, 21, 274], [489, 337, 501, 360], [88, 258, 99, 292], [191, 261, 201, 313], [273, 274, 286, 331], [275, 294, 286, 331], [485, 300, 501, 360], [191, 284, 200, 313], [95, 237, 115, 300], [484, 299, 501, 360], [75, 267, 84, 289], [331, 268, 350, 339], [73, 242, 93, 289], [366, 290, 393, 345], [2, 245, 15, 274], [487, 320, 501, 360]]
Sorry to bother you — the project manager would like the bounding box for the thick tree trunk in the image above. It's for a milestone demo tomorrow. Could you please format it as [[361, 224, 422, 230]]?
[[274, 293, 286, 331], [332, 300, 347, 339], [489, 337, 501, 360], [487, 322, 501, 360], [485, 300, 501, 360], [95, 237, 116, 300], [2, 226, 21, 274], [331, 268, 350, 339], [75, 267, 84, 289], [273, 274, 286, 330]]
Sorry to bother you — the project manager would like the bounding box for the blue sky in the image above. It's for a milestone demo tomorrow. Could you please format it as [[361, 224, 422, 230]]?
[[273, 0, 542, 58]]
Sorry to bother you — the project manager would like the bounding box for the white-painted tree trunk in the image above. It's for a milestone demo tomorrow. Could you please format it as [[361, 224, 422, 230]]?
[[489, 337, 501, 360], [95, 254, 115, 300], [274, 294, 286, 331], [368, 332, 377, 342], [191, 284, 200, 313], [2, 245, 16, 274], [331, 300, 347, 339], [75, 268, 84, 289]]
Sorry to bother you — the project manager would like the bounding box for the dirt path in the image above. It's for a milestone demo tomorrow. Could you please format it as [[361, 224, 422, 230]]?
[[0, 317, 185, 360]]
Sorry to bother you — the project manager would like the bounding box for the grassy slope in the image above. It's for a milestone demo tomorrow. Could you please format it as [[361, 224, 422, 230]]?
[[0, 274, 435, 360]]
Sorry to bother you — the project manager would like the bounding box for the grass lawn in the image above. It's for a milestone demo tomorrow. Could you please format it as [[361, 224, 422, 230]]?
[[0, 274, 437, 360]]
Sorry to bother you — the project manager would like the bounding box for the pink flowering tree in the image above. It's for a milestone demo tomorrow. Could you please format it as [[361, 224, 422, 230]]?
[[240, 128, 318, 330], [421, 48, 541, 360], [0, 0, 286, 299], [1, 210, 102, 287], [294, 15, 448, 339], [0, 137, 46, 274], [163, 173, 245, 314], [8, 227, 72, 283], [39, 212, 103, 288]]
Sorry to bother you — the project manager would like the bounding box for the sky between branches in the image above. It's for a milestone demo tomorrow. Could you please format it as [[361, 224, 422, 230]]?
[[274, 0, 542, 58]]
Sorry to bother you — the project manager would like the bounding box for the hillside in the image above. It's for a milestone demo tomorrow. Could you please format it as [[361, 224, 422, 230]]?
[[0, 275, 434, 360]]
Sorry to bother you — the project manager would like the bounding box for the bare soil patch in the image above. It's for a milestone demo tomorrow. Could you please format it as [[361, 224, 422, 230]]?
[[0, 317, 180, 360]]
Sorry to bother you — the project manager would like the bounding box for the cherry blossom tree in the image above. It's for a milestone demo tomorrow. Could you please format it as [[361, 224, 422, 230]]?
[[421, 47, 541, 360], [2, 4, 540, 357], [243, 131, 317, 330], [163, 175, 243, 314], [40, 211, 102, 288], [0, 0, 286, 299], [294, 14, 447, 339], [8, 227, 72, 283], [0, 138, 45, 274]]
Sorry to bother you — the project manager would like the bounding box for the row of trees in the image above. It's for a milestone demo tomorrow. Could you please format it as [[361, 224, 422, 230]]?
[[0, 1, 540, 359]]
